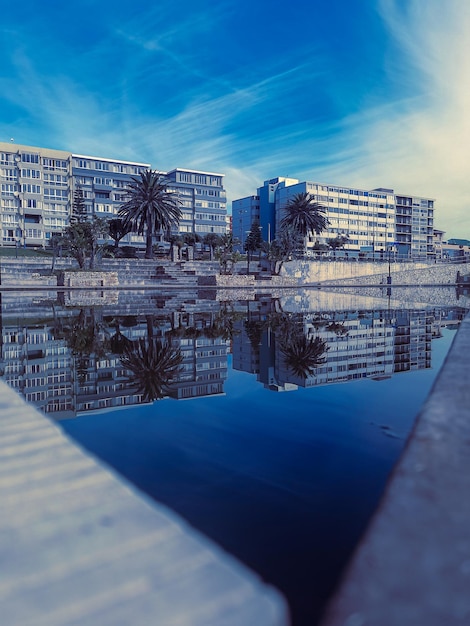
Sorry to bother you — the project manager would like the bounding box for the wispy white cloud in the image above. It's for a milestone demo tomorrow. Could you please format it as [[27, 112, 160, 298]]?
[[1, 0, 468, 237], [303, 0, 470, 237]]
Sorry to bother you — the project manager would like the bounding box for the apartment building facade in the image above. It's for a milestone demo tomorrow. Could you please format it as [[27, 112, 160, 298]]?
[[232, 177, 435, 259], [0, 142, 227, 249]]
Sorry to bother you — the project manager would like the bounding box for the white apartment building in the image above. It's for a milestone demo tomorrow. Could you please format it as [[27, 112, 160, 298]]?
[[0, 142, 227, 249], [233, 177, 435, 259]]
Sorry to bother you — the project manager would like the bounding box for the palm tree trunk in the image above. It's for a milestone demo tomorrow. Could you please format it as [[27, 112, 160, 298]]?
[[145, 231, 153, 259]]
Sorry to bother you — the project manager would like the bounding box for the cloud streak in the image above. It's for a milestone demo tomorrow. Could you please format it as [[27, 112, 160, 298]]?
[[0, 0, 469, 237]]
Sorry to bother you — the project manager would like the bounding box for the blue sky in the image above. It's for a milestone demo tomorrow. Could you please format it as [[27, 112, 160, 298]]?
[[1, 0, 469, 237]]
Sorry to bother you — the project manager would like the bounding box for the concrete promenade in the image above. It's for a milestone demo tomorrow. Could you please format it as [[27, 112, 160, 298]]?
[[0, 381, 288, 626], [321, 313, 470, 626]]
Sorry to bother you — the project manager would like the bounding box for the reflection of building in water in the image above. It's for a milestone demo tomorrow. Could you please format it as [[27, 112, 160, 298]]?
[[0, 310, 229, 419], [0, 321, 75, 418], [168, 336, 227, 400], [233, 309, 437, 390]]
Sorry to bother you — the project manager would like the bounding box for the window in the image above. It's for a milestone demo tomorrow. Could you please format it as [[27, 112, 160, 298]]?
[[43, 158, 67, 170], [76, 176, 93, 185], [94, 177, 112, 185], [94, 161, 110, 171], [1, 198, 18, 209], [44, 202, 68, 213], [21, 153, 39, 163], [2, 168, 17, 180], [25, 228, 43, 239], [21, 169, 41, 179], [96, 203, 112, 213], [21, 184, 41, 194], [43, 174, 67, 185], [44, 188, 68, 199]]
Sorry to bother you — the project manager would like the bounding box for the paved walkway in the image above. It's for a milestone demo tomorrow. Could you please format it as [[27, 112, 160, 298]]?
[[321, 314, 470, 626], [0, 382, 288, 626]]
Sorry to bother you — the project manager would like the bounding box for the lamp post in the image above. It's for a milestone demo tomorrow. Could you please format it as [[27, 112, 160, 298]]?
[[387, 242, 399, 285]]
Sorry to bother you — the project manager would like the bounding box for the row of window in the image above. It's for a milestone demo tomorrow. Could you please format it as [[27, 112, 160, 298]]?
[[307, 184, 389, 199], [178, 173, 222, 186], [195, 212, 225, 221], [75, 159, 144, 174]]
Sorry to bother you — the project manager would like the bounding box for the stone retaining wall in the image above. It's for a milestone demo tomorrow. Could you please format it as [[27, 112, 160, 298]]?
[[209, 274, 298, 288], [280, 260, 428, 283], [322, 262, 470, 287], [62, 271, 119, 288]]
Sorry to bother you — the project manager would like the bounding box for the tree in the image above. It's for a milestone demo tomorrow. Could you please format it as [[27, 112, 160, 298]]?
[[327, 235, 349, 259], [71, 185, 87, 223], [108, 218, 132, 251], [62, 222, 90, 269], [203, 233, 221, 261], [311, 241, 329, 257], [244, 219, 263, 272], [62, 217, 108, 270], [261, 227, 302, 275], [280, 192, 329, 257], [118, 169, 182, 259], [56, 308, 110, 384], [88, 217, 109, 269], [215, 233, 241, 275], [49, 233, 64, 272], [168, 234, 184, 260], [183, 233, 201, 247]]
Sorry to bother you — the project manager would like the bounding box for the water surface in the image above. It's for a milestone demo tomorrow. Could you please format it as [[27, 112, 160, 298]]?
[[0, 288, 466, 625]]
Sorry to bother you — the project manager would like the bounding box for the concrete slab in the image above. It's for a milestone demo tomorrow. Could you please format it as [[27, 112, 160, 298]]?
[[0, 381, 289, 626], [321, 314, 470, 626]]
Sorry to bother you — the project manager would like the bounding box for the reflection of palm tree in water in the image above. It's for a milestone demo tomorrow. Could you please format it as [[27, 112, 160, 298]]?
[[273, 312, 328, 380], [120, 337, 183, 402], [109, 318, 133, 355], [57, 308, 110, 384], [279, 334, 328, 380]]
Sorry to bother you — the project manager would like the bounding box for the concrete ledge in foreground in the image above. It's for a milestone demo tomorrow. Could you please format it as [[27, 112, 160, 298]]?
[[321, 314, 470, 626], [0, 381, 289, 626]]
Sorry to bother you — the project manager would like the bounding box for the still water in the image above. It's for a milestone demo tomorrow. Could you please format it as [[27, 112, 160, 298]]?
[[0, 288, 467, 625]]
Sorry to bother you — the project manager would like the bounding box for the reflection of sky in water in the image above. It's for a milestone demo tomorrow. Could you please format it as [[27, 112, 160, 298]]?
[[62, 327, 457, 626]]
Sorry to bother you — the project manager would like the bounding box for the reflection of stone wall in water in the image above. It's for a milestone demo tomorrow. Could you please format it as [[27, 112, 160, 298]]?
[[65, 290, 119, 306]]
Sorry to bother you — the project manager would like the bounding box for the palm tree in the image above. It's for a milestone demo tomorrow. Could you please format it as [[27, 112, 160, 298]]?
[[120, 337, 183, 402], [279, 334, 328, 380], [280, 192, 329, 257], [118, 169, 182, 259]]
